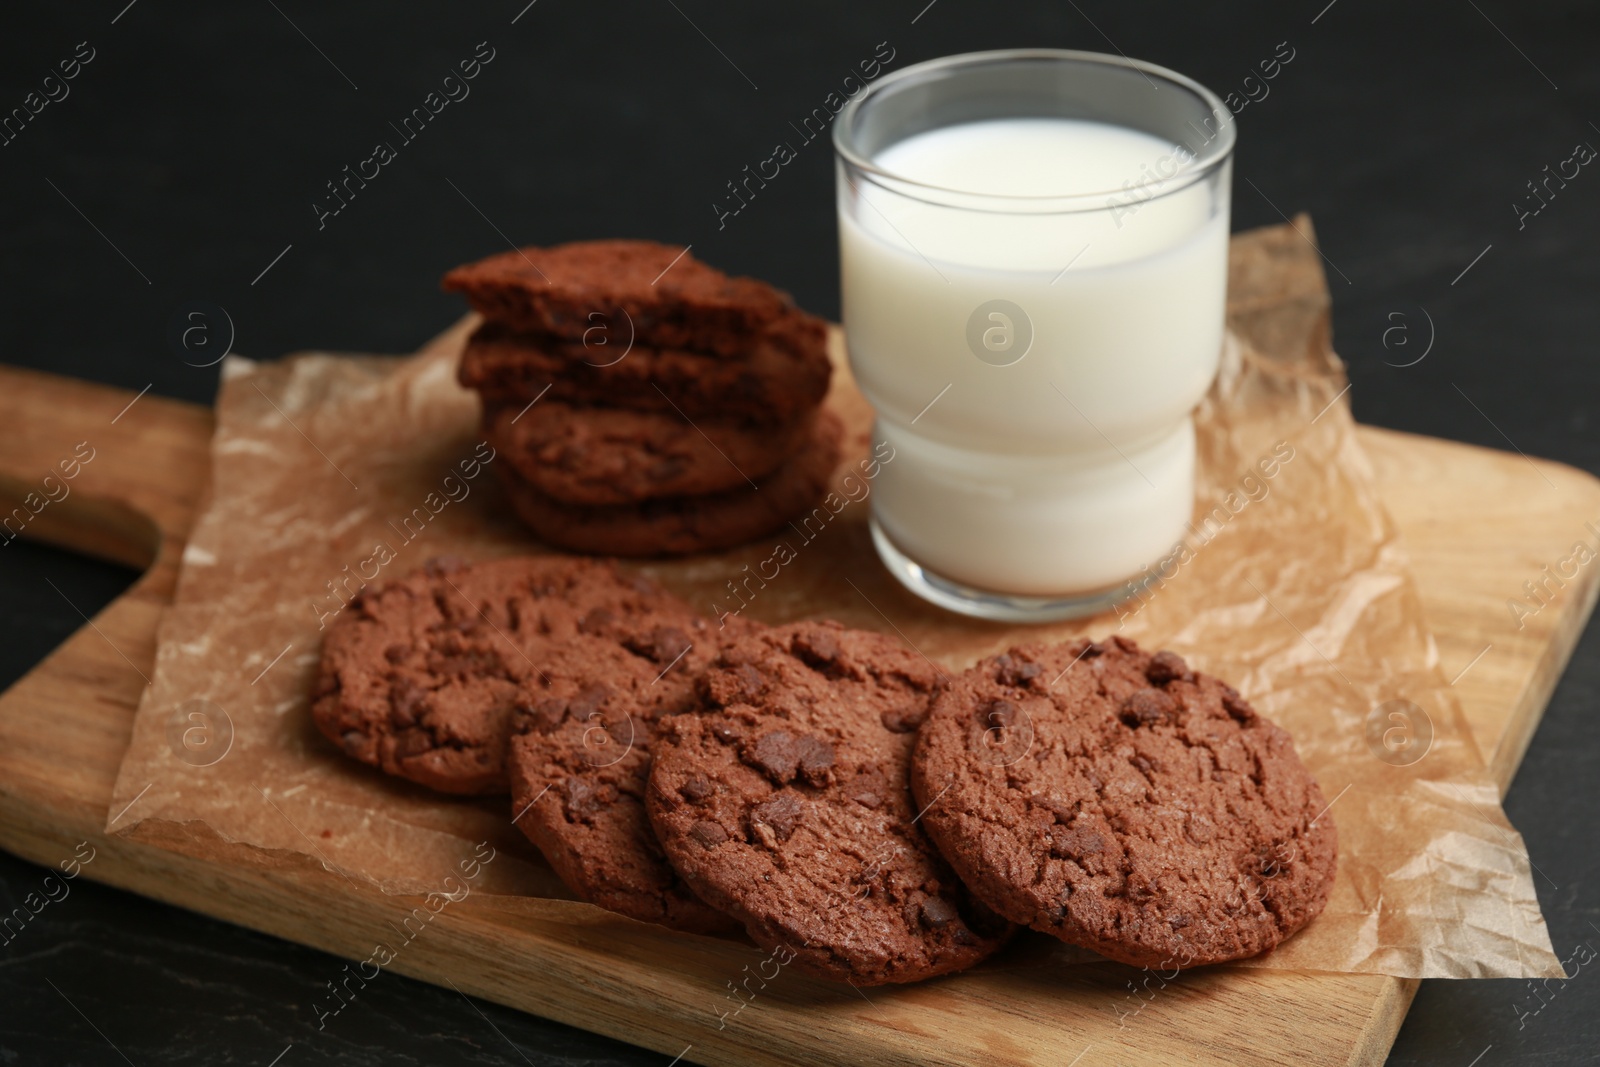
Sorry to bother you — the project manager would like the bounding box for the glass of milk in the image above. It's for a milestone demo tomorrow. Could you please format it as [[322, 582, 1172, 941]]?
[[834, 49, 1235, 621]]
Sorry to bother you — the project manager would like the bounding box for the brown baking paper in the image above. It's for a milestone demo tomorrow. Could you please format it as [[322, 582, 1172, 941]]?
[[109, 220, 1559, 979]]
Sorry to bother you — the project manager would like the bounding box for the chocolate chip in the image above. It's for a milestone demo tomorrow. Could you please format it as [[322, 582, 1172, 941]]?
[[880, 704, 926, 733], [577, 607, 616, 634], [395, 731, 433, 758], [388, 700, 418, 730], [340, 730, 366, 754], [630, 625, 692, 665], [746, 730, 802, 783], [689, 820, 728, 850], [515, 696, 568, 735], [1080, 640, 1106, 659], [1119, 688, 1177, 728], [994, 655, 1042, 688], [1220, 684, 1258, 725], [716, 644, 759, 668], [390, 680, 428, 727], [744, 731, 833, 785], [678, 777, 714, 803], [1132, 754, 1157, 777], [952, 926, 980, 946], [1145, 651, 1191, 686], [792, 627, 841, 668], [750, 792, 805, 843], [918, 895, 959, 928], [849, 769, 888, 809], [734, 664, 767, 696], [1049, 826, 1106, 860], [1168, 914, 1191, 930], [712, 722, 740, 744], [383, 643, 409, 664], [569, 685, 609, 720], [796, 735, 835, 785], [980, 699, 1019, 730], [706, 663, 767, 707], [1038, 795, 1079, 823], [563, 776, 613, 821]]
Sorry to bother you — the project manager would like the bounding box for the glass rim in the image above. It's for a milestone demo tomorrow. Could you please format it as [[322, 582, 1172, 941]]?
[[833, 48, 1237, 209]]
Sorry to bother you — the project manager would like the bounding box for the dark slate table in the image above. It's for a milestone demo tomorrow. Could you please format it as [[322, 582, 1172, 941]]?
[[2, 2, 1596, 1063]]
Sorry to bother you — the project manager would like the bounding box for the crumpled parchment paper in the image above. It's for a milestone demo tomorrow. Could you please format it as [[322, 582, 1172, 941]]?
[[108, 219, 1560, 979]]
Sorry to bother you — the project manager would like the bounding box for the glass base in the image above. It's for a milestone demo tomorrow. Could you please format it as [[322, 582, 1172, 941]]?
[[869, 517, 1136, 623]]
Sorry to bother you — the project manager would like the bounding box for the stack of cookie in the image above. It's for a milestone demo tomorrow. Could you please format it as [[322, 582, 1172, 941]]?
[[442, 240, 840, 556], [315, 555, 1338, 984]]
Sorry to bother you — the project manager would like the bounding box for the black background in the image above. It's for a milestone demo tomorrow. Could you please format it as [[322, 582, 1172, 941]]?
[[2, 1, 1598, 1064]]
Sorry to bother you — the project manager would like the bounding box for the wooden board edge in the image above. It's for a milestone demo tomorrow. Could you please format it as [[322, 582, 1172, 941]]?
[[1347, 977, 1421, 1066], [1488, 563, 1600, 789]]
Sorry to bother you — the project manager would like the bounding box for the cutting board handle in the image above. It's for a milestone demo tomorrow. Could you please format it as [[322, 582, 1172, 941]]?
[[0, 365, 213, 574]]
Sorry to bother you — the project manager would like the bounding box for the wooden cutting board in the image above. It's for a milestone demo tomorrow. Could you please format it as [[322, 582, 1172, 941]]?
[[1, 333, 1596, 1066]]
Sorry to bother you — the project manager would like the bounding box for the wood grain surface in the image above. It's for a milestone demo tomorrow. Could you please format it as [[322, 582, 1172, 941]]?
[[1, 314, 1596, 1067]]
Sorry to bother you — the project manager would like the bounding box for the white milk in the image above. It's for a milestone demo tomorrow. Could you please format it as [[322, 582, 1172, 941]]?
[[840, 118, 1229, 595]]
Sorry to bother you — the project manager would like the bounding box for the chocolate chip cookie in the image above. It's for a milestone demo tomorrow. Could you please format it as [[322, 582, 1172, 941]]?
[[497, 408, 842, 557], [647, 621, 1014, 985], [507, 611, 743, 935], [485, 400, 814, 506], [443, 240, 796, 357], [311, 555, 699, 795], [459, 317, 831, 423], [910, 636, 1337, 968]]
